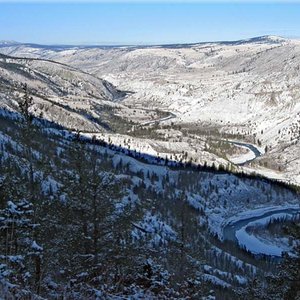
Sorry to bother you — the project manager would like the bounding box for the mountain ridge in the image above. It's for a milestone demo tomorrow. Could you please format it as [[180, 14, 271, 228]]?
[[0, 35, 291, 50]]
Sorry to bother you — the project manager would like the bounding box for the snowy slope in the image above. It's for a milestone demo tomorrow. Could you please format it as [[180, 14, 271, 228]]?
[[0, 36, 299, 184]]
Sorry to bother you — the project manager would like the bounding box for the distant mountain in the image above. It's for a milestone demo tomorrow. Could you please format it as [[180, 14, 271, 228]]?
[[0, 35, 289, 51], [219, 35, 288, 45], [0, 40, 19, 45]]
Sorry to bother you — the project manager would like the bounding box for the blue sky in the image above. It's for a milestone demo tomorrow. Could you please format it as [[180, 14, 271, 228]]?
[[0, 2, 300, 45]]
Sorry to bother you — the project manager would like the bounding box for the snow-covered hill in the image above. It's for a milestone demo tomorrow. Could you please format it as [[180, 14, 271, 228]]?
[[0, 53, 130, 131], [0, 36, 299, 184]]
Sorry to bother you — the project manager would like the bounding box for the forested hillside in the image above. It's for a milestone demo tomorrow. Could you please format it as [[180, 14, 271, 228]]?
[[0, 88, 299, 299]]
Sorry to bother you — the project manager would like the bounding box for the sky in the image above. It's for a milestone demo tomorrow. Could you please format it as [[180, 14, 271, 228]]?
[[0, 1, 300, 45]]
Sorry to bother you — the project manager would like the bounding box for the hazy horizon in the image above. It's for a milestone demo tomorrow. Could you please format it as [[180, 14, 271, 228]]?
[[1, 2, 300, 45], [1, 33, 299, 47]]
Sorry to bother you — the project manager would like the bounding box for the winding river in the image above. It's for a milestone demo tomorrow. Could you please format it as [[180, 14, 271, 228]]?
[[223, 207, 300, 257], [227, 140, 262, 166]]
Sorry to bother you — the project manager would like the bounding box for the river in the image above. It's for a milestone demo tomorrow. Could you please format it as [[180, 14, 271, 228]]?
[[223, 207, 300, 257], [227, 140, 262, 165]]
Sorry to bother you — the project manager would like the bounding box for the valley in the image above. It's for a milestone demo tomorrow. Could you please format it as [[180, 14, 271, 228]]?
[[0, 36, 300, 299], [1, 36, 299, 186]]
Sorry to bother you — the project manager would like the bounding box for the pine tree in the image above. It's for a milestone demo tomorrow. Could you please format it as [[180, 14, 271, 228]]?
[[0, 199, 43, 297]]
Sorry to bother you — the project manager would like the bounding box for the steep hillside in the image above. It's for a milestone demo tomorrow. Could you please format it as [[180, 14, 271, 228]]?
[[0, 106, 299, 299], [0, 53, 128, 132]]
